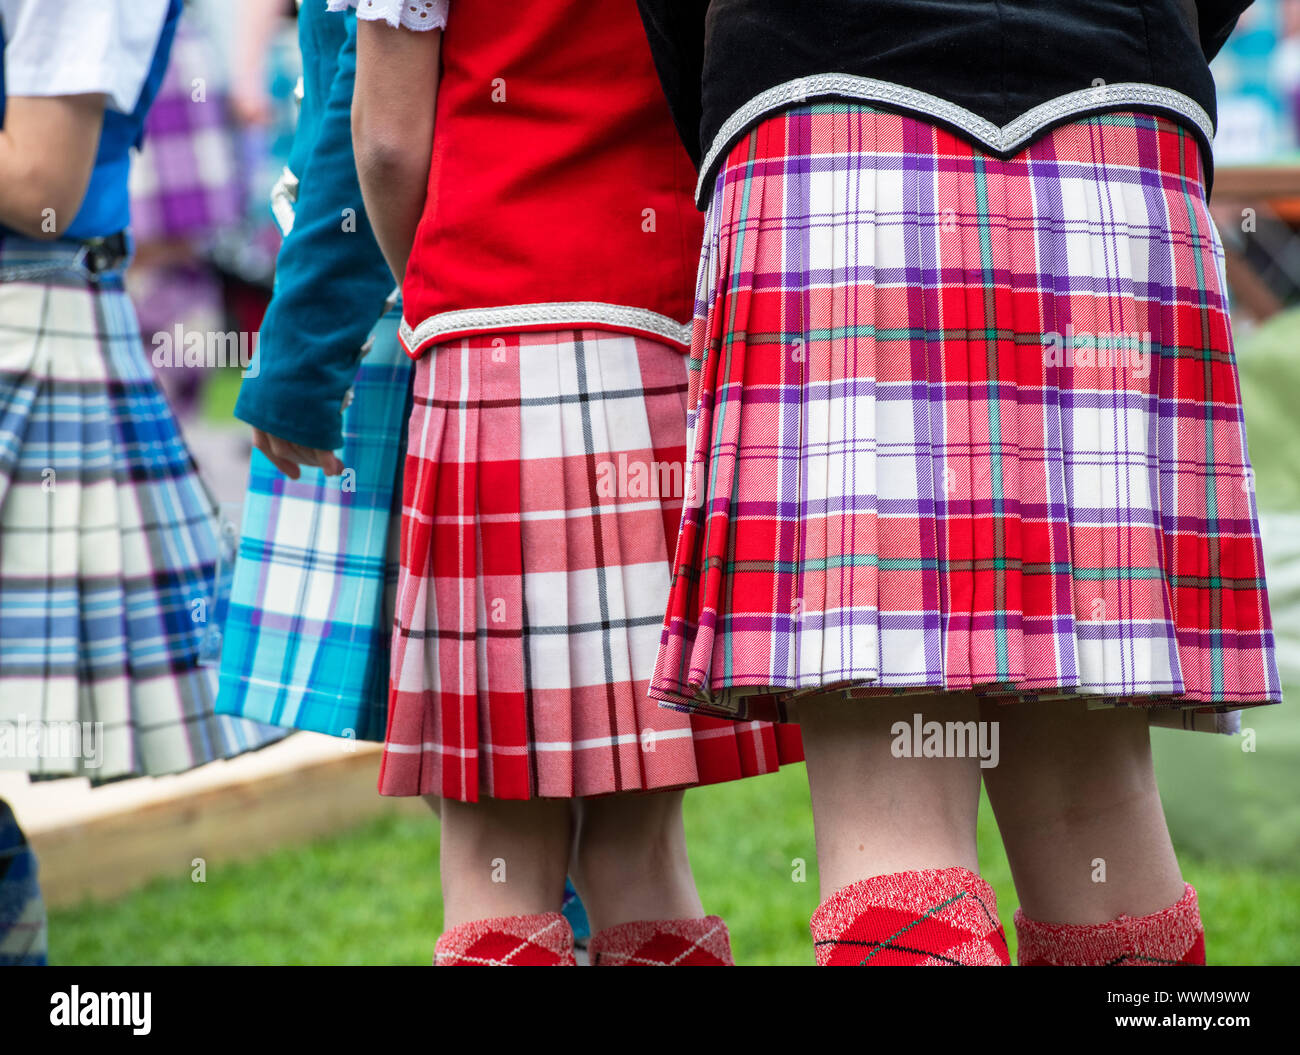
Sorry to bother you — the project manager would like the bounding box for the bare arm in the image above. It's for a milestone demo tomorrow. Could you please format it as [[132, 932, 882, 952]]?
[[352, 20, 441, 285], [0, 95, 106, 239], [230, 0, 289, 125]]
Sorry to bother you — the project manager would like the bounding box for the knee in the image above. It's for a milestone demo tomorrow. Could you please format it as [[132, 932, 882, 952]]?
[[572, 792, 689, 885]]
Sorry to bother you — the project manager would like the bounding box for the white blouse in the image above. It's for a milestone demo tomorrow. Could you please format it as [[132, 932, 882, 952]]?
[[0, 0, 173, 114], [326, 0, 448, 32]]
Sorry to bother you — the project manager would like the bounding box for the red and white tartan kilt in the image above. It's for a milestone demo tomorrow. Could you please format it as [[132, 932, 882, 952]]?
[[381, 328, 802, 800]]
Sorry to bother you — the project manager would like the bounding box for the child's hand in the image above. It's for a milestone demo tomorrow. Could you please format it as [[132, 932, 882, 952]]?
[[251, 428, 345, 480]]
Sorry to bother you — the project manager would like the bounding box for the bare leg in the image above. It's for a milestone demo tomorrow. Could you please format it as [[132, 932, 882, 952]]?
[[434, 795, 571, 929], [797, 693, 983, 899], [570, 789, 705, 933], [979, 698, 1185, 924]]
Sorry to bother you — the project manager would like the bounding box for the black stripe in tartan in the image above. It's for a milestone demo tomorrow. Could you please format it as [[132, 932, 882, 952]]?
[[0, 376, 128, 400], [415, 380, 687, 413], [231, 541, 383, 576], [401, 612, 664, 642], [520, 526, 540, 800], [573, 332, 625, 793]]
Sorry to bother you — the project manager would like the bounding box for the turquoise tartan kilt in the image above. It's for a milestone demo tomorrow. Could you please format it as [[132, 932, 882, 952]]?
[[215, 305, 411, 740]]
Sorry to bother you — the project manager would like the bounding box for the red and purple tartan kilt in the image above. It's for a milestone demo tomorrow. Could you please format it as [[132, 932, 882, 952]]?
[[650, 105, 1282, 733], [382, 328, 802, 800]]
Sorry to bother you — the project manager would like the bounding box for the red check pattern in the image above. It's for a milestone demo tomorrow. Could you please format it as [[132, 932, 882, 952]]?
[[810, 868, 1010, 966], [434, 912, 577, 966], [589, 915, 734, 966]]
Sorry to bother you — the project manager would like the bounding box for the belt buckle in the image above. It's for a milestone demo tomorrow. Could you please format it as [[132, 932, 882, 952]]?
[[78, 233, 127, 277]]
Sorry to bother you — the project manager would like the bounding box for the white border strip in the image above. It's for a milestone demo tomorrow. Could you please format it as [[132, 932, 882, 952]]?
[[696, 76, 1215, 204], [270, 166, 299, 237], [400, 301, 693, 352]]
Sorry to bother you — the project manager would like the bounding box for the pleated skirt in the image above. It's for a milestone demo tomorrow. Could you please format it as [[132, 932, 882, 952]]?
[[382, 328, 802, 800], [215, 302, 410, 741], [0, 236, 283, 780], [650, 106, 1282, 733]]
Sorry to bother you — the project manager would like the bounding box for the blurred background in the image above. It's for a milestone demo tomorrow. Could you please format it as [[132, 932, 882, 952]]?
[[1, 0, 1298, 965]]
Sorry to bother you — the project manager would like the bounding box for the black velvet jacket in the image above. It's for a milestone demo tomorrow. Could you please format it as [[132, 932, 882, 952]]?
[[636, 0, 1252, 206]]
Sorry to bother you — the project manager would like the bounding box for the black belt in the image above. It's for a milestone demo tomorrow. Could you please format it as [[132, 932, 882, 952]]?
[[77, 231, 130, 276]]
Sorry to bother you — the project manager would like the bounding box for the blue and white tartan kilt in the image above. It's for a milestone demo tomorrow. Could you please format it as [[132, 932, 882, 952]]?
[[215, 304, 411, 740], [0, 235, 284, 782]]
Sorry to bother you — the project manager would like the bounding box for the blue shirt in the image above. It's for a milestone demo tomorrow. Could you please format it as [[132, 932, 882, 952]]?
[[0, 0, 182, 240], [233, 5, 395, 453]]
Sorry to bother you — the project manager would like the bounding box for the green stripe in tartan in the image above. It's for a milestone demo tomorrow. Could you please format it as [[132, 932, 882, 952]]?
[[1180, 157, 1227, 700], [739, 327, 1214, 363], [673, 561, 1268, 587], [1072, 567, 1166, 581], [705, 562, 1269, 585], [968, 153, 1011, 681], [707, 555, 1077, 574], [1166, 574, 1268, 590], [731, 324, 1048, 345], [714, 131, 765, 687]]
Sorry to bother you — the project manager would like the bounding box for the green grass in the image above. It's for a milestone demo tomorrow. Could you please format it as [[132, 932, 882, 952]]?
[[202, 365, 245, 427], [48, 763, 1300, 966]]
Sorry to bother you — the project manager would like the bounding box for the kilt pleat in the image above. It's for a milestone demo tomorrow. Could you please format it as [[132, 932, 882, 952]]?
[[382, 328, 801, 800], [651, 106, 1281, 732], [0, 242, 283, 780], [215, 305, 410, 740]]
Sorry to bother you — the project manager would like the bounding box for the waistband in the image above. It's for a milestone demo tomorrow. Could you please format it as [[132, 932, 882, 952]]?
[[397, 301, 693, 361], [0, 231, 132, 285], [696, 79, 1215, 207]]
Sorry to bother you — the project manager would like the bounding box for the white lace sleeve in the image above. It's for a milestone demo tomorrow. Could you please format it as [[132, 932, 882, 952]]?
[[326, 0, 448, 31]]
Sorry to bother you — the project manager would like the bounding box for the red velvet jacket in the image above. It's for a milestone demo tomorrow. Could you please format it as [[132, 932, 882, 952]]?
[[399, 0, 702, 357]]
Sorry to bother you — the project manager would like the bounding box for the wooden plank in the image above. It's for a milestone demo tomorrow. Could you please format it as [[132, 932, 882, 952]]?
[[1212, 164, 1300, 201], [26, 744, 427, 909]]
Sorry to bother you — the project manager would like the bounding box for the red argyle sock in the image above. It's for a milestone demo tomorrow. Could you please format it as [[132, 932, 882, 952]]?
[[589, 916, 734, 966], [810, 867, 1010, 966], [434, 912, 577, 966], [1015, 884, 1205, 966]]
